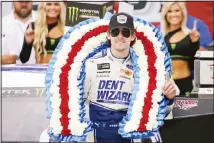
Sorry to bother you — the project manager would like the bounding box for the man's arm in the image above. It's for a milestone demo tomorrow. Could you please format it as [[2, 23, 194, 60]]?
[[155, 27, 178, 117], [2, 55, 17, 65], [163, 73, 178, 99], [187, 15, 212, 50], [200, 46, 207, 51], [197, 21, 212, 50]]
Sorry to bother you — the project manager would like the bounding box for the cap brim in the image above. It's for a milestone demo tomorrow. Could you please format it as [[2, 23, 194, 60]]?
[[109, 26, 134, 31]]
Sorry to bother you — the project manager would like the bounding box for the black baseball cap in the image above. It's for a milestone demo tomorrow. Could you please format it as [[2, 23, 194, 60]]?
[[108, 12, 134, 31]]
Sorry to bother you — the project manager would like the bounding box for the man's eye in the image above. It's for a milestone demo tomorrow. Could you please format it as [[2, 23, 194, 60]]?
[[54, 3, 60, 6], [46, 3, 52, 6], [111, 29, 120, 37]]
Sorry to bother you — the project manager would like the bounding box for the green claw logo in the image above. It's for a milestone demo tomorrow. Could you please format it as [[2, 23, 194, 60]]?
[[171, 43, 176, 50], [68, 7, 79, 23], [50, 39, 55, 46]]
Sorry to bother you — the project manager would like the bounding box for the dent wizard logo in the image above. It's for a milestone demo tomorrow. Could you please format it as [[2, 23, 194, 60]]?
[[68, 6, 79, 23], [97, 80, 131, 105]]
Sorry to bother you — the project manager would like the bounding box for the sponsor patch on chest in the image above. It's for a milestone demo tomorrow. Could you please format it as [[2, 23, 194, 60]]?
[[97, 63, 110, 70]]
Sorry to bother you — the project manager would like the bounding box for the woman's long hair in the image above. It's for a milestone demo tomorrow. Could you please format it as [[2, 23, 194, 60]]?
[[160, 2, 190, 36], [33, 2, 66, 62]]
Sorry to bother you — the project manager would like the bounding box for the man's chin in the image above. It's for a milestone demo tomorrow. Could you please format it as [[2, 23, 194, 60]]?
[[116, 43, 125, 47], [115, 47, 128, 51], [18, 10, 31, 18]]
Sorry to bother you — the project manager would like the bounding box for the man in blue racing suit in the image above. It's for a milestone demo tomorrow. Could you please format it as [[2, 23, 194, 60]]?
[[83, 12, 178, 143]]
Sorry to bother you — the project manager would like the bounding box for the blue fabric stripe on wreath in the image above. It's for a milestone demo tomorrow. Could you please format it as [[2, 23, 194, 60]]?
[[45, 17, 100, 119]]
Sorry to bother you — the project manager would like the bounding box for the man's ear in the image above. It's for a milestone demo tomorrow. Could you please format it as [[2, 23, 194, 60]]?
[[107, 31, 111, 40]]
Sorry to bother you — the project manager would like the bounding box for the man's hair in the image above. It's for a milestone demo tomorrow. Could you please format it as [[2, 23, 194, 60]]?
[[107, 12, 136, 47]]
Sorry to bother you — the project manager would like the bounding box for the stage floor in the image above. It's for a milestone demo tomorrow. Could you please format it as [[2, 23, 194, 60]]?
[[2, 97, 48, 141]]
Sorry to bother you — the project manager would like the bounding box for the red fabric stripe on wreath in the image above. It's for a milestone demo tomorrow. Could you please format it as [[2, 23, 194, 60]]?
[[135, 31, 157, 131], [59, 25, 108, 136]]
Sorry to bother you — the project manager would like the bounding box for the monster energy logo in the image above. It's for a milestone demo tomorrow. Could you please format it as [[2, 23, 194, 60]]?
[[68, 6, 79, 23]]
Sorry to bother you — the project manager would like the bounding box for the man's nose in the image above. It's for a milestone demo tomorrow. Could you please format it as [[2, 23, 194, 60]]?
[[19, 2, 29, 6], [118, 31, 124, 39], [50, 4, 55, 9]]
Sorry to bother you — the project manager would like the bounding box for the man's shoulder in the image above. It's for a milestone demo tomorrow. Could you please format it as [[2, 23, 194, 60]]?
[[2, 15, 10, 21], [2, 13, 16, 32], [188, 15, 206, 25], [90, 48, 108, 60], [85, 49, 109, 65], [2, 12, 14, 23]]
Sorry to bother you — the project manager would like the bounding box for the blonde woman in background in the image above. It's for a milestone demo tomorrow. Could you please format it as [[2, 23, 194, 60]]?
[[20, 2, 66, 64], [160, 2, 200, 97]]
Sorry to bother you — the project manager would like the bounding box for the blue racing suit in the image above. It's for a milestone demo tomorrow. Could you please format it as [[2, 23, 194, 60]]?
[[84, 48, 173, 143]]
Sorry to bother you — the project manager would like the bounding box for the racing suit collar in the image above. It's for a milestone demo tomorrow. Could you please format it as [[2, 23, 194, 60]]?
[[108, 48, 131, 64]]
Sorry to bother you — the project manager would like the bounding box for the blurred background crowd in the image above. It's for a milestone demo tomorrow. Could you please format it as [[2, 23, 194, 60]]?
[[1, 1, 213, 97]]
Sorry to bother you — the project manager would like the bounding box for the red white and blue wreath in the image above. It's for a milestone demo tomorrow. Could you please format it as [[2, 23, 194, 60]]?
[[45, 12, 172, 142]]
